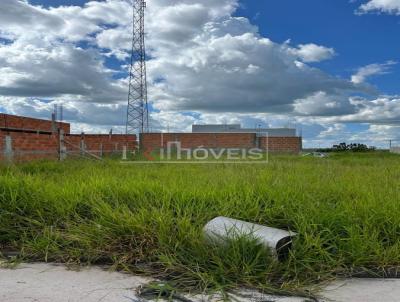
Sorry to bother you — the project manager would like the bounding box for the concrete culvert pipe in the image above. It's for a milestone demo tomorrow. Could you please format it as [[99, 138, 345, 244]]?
[[203, 216, 297, 261]]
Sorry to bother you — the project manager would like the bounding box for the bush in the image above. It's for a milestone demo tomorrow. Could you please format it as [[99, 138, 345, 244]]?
[[317, 142, 376, 153]]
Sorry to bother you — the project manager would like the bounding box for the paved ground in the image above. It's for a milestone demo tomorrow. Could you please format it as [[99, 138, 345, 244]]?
[[1, 263, 400, 302], [323, 278, 400, 302], [0, 263, 148, 302]]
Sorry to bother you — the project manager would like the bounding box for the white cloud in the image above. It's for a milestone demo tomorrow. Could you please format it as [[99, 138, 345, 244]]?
[[0, 0, 130, 42], [0, 0, 365, 116], [0, 0, 399, 147], [147, 27, 357, 113], [358, 0, 400, 15], [291, 43, 336, 63], [0, 96, 127, 127], [340, 96, 400, 124], [150, 111, 197, 132], [0, 0, 64, 39], [317, 123, 346, 139], [351, 61, 397, 84], [0, 41, 126, 102], [298, 96, 400, 125], [294, 91, 355, 116]]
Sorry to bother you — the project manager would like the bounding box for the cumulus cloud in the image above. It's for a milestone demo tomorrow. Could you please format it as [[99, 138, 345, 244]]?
[[351, 61, 397, 84], [333, 123, 400, 148], [305, 122, 395, 148], [0, 0, 130, 105], [0, 0, 130, 42], [0, 0, 64, 38], [0, 41, 126, 102], [339, 96, 400, 124], [294, 92, 356, 116], [0, 0, 399, 146], [317, 123, 347, 139], [297, 96, 400, 125], [291, 43, 336, 63], [0, 0, 362, 116], [366, 124, 400, 145], [146, 25, 356, 113], [358, 0, 400, 15], [0, 96, 127, 127]]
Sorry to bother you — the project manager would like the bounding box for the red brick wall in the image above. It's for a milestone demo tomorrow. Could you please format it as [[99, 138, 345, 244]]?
[[0, 131, 4, 150], [0, 113, 70, 133], [141, 133, 302, 154], [0, 131, 59, 161], [0, 131, 5, 162], [0, 114, 302, 161], [0, 130, 136, 162], [65, 134, 136, 155], [141, 133, 257, 150], [259, 136, 302, 153], [0, 114, 137, 161]]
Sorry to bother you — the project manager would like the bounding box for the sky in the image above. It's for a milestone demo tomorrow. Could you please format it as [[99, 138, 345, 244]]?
[[0, 0, 399, 148]]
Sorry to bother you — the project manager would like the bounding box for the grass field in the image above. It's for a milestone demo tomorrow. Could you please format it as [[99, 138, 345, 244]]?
[[1, 152, 400, 296]]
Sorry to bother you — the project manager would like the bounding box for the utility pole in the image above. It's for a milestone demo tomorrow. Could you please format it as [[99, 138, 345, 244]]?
[[126, 0, 149, 137]]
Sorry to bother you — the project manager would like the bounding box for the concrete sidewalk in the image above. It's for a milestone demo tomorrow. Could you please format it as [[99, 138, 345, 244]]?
[[0, 263, 148, 302], [0, 263, 399, 302]]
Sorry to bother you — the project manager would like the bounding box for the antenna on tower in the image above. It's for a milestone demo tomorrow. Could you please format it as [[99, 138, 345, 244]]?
[[53, 104, 58, 122], [126, 0, 149, 137], [51, 104, 58, 133], [59, 104, 63, 122]]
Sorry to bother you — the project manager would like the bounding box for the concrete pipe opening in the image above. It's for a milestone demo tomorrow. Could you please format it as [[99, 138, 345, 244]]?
[[203, 216, 297, 261]]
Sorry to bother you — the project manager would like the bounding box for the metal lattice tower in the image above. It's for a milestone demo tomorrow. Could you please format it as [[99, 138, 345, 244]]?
[[126, 0, 149, 136]]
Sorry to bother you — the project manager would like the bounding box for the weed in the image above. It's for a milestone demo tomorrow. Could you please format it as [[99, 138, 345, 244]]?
[[0, 152, 399, 295]]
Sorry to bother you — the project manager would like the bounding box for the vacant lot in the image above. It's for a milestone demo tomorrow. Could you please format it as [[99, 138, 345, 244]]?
[[1, 152, 399, 294]]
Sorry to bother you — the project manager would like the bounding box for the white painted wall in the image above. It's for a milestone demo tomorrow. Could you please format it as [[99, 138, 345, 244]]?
[[390, 147, 400, 154]]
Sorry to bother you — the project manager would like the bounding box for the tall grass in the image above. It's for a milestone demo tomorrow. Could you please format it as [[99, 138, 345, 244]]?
[[0, 152, 400, 295]]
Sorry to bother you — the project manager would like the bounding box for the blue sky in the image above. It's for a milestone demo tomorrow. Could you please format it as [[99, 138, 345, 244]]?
[[236, 0, 400, 94], [0, 0, 399, 147], [31, 0, 400, 92]]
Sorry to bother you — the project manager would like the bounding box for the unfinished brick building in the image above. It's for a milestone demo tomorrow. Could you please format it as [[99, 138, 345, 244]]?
[[141, 124, 302, 154], [0, 115, 302, 162], [0, 113, 136, 162]]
